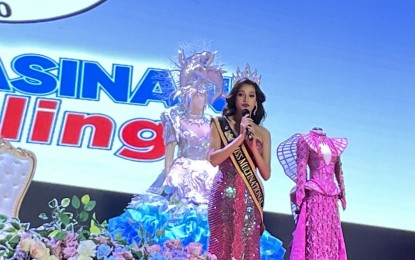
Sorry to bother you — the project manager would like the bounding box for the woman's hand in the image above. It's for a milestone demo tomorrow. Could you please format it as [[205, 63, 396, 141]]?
[[245, 124, 259, 153], [239, 114, 254, 139]]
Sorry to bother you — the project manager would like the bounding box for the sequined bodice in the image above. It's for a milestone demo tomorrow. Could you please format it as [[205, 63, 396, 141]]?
[[307, 148, 339, 194], [219, 140, 263, 173], [300, 132, 342, 195], [161, 107, 211, 161], [177, 116, 210, 160], [209, 139, 264, 260]]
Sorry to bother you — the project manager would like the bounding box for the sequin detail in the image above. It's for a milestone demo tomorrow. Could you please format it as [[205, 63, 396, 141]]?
[[208, 156, 261, 259]]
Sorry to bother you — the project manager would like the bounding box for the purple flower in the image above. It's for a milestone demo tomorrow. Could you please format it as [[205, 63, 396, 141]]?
[[11, 249, 31, 260]]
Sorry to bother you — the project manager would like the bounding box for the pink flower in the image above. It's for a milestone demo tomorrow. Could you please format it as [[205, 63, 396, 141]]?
[[164, 239, 182, 250], [111, 249, 134, 260], [163, 251, 173, 259], [95, 235, 110, 244], [187, 242, 202, 257], [46, 237, 63, 257], [64, 232, 79, 247], [147, 244, 162, 254], [121, 250, 134, 259], [206, 253, 218, 260], [63, 246, 78, 258]]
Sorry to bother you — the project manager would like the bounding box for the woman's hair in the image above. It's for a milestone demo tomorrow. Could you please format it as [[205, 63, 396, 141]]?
[[222, 78, 266, 124]]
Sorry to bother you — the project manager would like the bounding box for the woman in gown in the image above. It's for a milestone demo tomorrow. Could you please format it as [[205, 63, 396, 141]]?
[[207, 65, 285, 260], [277, 127, 348, 260]]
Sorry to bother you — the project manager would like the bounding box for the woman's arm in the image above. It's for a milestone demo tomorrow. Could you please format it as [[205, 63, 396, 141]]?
[[164, 141, 177, 174], [208, 120, 245, 167], [248, 127, 271, 180]]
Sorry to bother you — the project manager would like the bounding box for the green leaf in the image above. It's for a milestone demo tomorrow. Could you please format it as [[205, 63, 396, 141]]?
[[77, 234, 86, 241], [84, 201, 96, 212], [81, 230, 90, 239], [61, 198, 70, 207], [66, 223, 75, 233], [0, 214, 7, 222], [9, 235, 20, 248], [155, 229, 165, 238], [71, 195, 81, 209], [5, 251, 14, 258], [81, 194, 90, 204], [89, 224, 100, 234], [101, 220, 108, 227], [59, 212, 71, 226], [38, 213, 48, 220], [65, 212, 74, 219], [0, 223, 5, 230], [21, 223, 30, 230], [79, 211, 89, 222], [48, 198, 58, 208], [48, 230, 60, 237], [4, 227, 16, 233], [132, 250, 143, 259], [89, 217, 100, 234], [55, 231, 67, 240], [10, 221, 21, 230]]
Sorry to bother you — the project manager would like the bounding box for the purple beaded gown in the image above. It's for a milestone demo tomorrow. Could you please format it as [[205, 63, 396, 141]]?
[[160, 106, 217, 205]]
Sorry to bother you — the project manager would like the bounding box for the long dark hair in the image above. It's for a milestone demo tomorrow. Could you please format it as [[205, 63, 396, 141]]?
[[222, 78, 266, 124]]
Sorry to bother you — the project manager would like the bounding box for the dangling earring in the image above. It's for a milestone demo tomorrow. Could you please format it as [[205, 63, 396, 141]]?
[[253, 105, 257, 116]]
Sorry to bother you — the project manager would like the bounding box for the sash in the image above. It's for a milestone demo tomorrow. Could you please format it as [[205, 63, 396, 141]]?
[[213, 116, 265, 219]]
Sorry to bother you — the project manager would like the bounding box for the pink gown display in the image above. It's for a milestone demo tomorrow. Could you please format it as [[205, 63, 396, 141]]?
[[277, 129, 348, 260], [208, 140, 263, 260]]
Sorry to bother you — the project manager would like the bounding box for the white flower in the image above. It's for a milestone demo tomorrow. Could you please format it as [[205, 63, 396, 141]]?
[[77, 240, 96, 258], [78, 256, 94, 260], [46, 256, 60, 260], [19, 237, 35, 252]]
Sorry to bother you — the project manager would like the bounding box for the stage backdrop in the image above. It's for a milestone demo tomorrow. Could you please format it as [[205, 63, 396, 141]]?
[[1, 0, 414, 232]]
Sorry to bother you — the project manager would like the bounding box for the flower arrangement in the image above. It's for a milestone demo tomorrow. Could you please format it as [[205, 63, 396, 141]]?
[[0, 195, 216, 260]]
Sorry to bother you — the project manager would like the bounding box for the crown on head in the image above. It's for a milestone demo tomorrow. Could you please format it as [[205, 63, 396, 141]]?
[[232, 63, 261, 86]]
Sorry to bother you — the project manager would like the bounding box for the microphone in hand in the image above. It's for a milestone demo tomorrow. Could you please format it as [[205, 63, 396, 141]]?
[[241, 109, 253, 141]]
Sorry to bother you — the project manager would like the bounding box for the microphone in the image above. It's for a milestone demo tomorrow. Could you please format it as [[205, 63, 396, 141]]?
[[241, 109, 253, 140]]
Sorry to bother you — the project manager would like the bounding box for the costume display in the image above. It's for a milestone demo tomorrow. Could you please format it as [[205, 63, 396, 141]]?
[[109, 48, 224, 250], [277, 128, 348, 260], [158, 106, 217, 205]]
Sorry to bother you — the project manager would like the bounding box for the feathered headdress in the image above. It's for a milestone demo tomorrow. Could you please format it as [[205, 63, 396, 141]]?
[[173, 48, 226, 103]]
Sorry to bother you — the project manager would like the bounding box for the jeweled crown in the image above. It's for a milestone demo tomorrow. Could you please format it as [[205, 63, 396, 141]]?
[[232, 64, 261, 86]]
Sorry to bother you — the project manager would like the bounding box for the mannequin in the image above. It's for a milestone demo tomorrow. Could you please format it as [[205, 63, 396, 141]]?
[[277, 129, 348, 260]]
